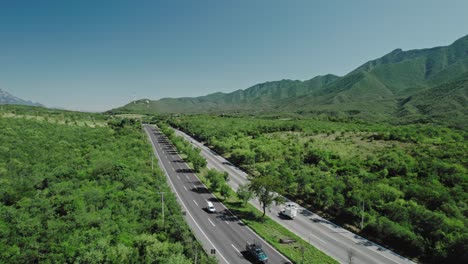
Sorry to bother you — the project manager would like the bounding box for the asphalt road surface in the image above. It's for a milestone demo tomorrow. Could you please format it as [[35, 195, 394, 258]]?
[[174, 128, 416, 264], [144, 125, 291, 264]]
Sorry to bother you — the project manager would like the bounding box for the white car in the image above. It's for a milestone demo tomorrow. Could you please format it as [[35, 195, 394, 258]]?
[[206, 201, 216, 213]]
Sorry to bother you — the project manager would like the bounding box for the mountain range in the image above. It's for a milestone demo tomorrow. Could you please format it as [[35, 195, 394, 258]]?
[[112, 35, 468, 127], [0, 89, 43, 107]]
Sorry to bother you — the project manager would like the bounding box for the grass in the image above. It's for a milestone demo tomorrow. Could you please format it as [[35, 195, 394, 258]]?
[[196, 168, 338, 264], [165, 129, 337, 263], [268, 130, 413, 161], [0, 112, 107, 127]]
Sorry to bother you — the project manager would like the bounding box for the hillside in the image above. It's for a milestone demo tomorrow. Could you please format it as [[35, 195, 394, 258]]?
[[0, 89, 43, 107], [112, 35, 468, 126], [117, 75, 339, 114], [398, 71, 468, 125]]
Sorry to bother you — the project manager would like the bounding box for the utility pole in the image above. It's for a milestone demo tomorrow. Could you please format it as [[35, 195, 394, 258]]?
[[157, 192, 166, 232], [150, 152, 154, 173]]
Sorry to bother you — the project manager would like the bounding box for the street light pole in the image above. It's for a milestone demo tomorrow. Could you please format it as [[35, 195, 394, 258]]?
[[157, 192, 166, 232], [150, 152, 154, 172]]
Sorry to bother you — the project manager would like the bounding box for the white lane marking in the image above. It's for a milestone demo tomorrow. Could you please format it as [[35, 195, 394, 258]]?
[[174, 128, 293, 261], [231, 244, 240, 254], [178, 128, 249, 181], [203, 183, 290, 262], [144, 127, 230, 264], [173, 129, 296, 261], [222, 215, 231, 225], [177, 175, 181, 180], [183, 186, 188, 191], [174, 130, 290, 262], [310, 233, 328, 244], [208, 218, 216, 227], [176, 130, 294, 260], [193, 185, 198, 191], [186, 174, 190, 180], [193, 200, 199, 207], [172, 167, 175, 172]]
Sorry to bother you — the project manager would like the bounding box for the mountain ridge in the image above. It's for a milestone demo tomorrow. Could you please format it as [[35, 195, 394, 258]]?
[[0, 89, 43, 107], [112, 34, 468, 127]]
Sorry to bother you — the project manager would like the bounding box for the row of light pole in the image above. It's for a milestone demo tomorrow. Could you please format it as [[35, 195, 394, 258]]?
[[148, 126, 364, 264], [151, 152, 166, 233], [150, 131, 201, 264]]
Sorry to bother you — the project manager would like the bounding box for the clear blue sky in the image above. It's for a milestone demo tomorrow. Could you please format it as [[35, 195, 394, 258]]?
[[1, 0, 467, 112]]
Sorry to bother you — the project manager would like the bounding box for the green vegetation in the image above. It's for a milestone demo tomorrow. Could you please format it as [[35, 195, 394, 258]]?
[[0, 104, 107, 127], [249, 174, 285, 217], [112, 35, 468, 128], [236, 184, 253, 206], [169, 115, 468, 263], [158, 123, 207, 172], [398, 71, 468, 127], [0, 106, 215, 263], [238, 201, 337, 264], [228, 200, 337, 264], [158, 125, 337, 263]]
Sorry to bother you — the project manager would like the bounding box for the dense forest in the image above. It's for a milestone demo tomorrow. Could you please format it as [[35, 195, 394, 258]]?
[[168, 115, 468, 263], [0, 106, 215, 263]]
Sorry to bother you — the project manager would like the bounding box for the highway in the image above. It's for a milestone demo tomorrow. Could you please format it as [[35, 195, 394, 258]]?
[[174, 128, 417, 264], [144, 125, 291, 264]]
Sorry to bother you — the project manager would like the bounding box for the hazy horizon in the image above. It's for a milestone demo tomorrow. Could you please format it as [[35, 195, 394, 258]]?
[[1, 0, 468, 112]]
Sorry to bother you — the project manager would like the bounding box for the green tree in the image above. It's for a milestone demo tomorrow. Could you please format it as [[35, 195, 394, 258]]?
[[249, 175, 284, 217], [191, 152, 207, 172], [220, 184, 231, 200], [206, 169, 223, 191], [236, 184, 254, 207]]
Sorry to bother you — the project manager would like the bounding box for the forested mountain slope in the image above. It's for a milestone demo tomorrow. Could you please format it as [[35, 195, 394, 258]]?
[[397, 71, 468, 124], [113, 35, 468, 127], [116, 74, 339, 114]]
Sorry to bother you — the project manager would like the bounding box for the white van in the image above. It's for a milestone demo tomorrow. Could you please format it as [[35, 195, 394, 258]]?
[[207, 201, 216, 213]]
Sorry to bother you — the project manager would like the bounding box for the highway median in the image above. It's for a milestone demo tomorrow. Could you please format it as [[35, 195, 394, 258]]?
[[157, 122, 337, 264]]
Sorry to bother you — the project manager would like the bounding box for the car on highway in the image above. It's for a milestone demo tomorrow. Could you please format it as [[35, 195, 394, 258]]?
[[246, 241, 268, 263], [206, 201, 216, 213]]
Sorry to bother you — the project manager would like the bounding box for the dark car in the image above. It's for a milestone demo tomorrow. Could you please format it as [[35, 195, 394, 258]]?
[[246, 242, 268, 263]]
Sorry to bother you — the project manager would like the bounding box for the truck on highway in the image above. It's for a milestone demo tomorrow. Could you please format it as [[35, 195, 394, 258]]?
[[246, 241, 268, 263], [279, 203, 298, 219]]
